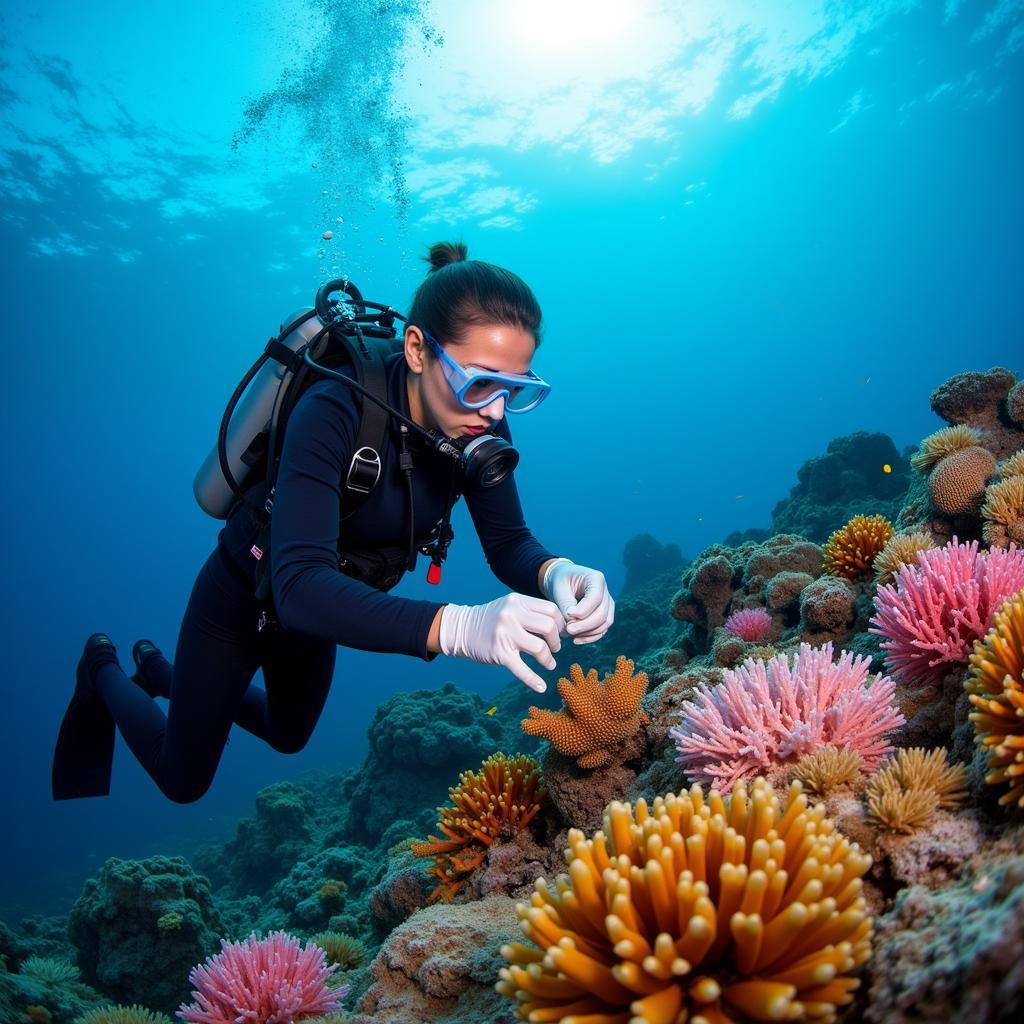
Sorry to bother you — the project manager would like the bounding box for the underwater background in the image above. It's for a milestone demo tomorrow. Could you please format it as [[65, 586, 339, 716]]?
[[1, 0, 1022, 1020]]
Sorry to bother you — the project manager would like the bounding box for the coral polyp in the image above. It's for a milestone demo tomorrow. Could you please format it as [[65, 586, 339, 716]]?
[[497, 778, 872, 1024]]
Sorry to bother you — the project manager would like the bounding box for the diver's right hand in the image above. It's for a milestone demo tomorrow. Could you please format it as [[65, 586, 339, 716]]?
[[438, 594, 565, 693]]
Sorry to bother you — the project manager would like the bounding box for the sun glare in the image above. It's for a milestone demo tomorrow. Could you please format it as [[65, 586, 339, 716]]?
[[497, 0, 639, 58]]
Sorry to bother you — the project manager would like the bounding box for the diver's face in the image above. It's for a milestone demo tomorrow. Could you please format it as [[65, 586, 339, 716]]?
[[405, 322, 537, 438]]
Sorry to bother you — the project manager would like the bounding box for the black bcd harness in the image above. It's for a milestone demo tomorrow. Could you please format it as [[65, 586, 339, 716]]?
[[228, 306, 460, 634]]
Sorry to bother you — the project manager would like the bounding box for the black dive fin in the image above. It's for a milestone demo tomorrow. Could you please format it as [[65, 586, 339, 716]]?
[[52, 654, 115, 800]]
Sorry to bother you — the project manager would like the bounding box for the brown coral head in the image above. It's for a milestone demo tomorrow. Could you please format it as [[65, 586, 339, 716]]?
[[982, 476, 1024, 548], [318, 879, 346, 905], [929, 445, 997, 516], [497, 777, 872, 1024], [521, 655, 650, 769], [411, 752, 545, 902], [966, 588, 1024, 808], [911, 424, 983, 474], [822, 514, 894, 581]]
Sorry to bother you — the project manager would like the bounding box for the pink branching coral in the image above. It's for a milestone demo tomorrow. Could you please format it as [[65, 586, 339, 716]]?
[[669, 643, 904, 792], [869, 538, 1024, 687], [177, 931, 347, 1024], [723, 607, 772, 642]]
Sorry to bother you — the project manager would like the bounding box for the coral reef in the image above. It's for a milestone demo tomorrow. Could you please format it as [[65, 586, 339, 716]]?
[[67, 856, 223, 1014], [177, 931, 346, 1023], [822, 514, 893, 581], [411, 753, 545, 903], [769, 431, 911, 542], [869, 537, 1024, 686], [521, 656, 649, 769], [928, 366, 1024, 460], [670, 644, 904, 791], [965, 587, 1024, 807], [353, 896, 519, 1023], [865, 858, 1024, 1022], [497, 778, 872, 1024]]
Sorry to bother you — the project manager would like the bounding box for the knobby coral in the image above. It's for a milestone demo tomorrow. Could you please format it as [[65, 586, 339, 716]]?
[[669, 644, 905, 792], [965, 588, 1024, 807], [910, 424, 982, 473], [865, 748, 968, 833], [411, 752, 545, 903], [822, 514, 894, 581], [982, 475, 1024, 548], [872, 531, 935, 588], [723, 607, 772, 642], [497, 778, 872, 1024], [869, 538, 1024, 686], [176, 930, 346, 1024], [521, 655, 650, 769]]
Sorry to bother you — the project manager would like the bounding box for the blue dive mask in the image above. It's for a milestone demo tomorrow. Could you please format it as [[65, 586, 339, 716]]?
[[420, 327, 551, 413]]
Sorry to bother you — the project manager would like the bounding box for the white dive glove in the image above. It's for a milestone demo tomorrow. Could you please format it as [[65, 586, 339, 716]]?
[[439, 594, 565, 693], [540, 558, 615, 644]]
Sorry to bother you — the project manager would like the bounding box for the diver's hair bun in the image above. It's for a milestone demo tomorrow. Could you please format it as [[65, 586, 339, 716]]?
[[425, 240, 469, 272]]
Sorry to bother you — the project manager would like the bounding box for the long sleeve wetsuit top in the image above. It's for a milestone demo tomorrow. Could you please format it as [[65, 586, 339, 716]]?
[[217, 351, 556, 660]]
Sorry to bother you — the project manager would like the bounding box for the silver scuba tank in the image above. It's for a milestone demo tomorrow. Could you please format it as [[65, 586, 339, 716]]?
[[193, 308, 321, 519]]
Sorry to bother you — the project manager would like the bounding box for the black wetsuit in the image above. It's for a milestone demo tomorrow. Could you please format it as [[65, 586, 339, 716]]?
[[93, 351, 555, 802]]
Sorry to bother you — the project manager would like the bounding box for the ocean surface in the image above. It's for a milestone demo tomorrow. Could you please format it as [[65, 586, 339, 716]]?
[[0, 0, 1021, 1002]]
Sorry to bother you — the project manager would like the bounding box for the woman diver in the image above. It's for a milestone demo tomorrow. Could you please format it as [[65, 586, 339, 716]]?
[[52, 241, 615, 803]]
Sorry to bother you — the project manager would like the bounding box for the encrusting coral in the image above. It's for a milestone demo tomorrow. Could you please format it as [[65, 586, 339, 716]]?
[[411, 752, 545, 903], [822, 514, 894, 581], [910, 424, 982, 473], [793, 746, 864, 795], [981, 474, 1024, 547], [865, 748, 968, 834], [670, 643, 904, 792], [872, 531, 935, 587], [497, 777, 873, 1024], [869, 538, 1024, 686], [521, 655, 650, 769], [965, 587, 1024, 807]]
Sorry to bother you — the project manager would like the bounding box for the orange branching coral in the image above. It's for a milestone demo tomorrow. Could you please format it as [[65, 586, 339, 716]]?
[[911, 424, 982, 474], [521, 655, 649, 769], [822, 514, 894, 581], [873, 531, 935, 587], [411, 752, 545, 903], [966, 588, 1024, 808], [497, 777, 872, 1024], [982, 476, 1024, 547]]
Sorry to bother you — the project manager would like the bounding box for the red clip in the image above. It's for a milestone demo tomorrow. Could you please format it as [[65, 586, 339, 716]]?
[[427, 561, 442, 585]]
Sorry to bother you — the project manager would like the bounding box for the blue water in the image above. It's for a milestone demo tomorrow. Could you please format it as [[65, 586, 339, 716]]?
[[0, 0, 1020, 921]]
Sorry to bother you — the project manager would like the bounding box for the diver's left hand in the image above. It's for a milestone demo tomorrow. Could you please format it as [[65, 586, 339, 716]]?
[[541, 559, 614, 644]]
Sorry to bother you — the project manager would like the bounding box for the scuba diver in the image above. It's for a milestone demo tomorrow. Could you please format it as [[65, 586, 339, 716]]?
[[52, 240, 615, 803]]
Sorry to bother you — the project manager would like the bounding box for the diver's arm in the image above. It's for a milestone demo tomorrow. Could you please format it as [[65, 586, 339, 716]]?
[[270, 383, 444, 661]]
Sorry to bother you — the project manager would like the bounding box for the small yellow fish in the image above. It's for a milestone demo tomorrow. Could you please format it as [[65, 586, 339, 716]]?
[[883, 464, 892, 474], [485, 706, 497, 716]]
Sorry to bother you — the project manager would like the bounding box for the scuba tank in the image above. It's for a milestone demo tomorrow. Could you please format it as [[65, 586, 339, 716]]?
[[193, 308, 321, 519]]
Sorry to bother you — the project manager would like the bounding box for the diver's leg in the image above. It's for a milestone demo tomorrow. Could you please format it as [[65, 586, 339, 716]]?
[[232, 629, 336, 753], [95, 549, 261, 802]]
